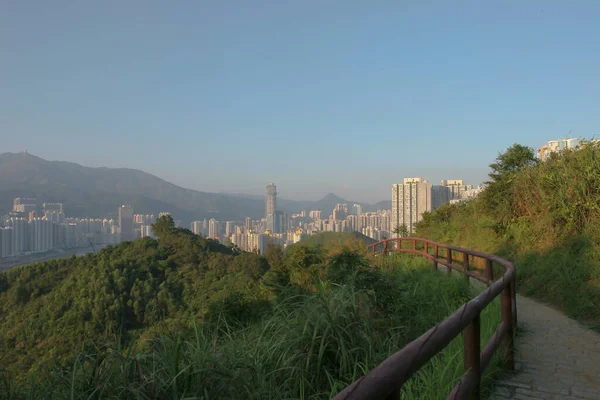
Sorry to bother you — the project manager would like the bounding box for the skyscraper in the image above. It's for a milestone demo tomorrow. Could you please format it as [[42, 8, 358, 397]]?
[[391, 178, 432, 236], [118, 205, 134, 242], [265, 183, 277, 232], [265, 183, 277, 218]]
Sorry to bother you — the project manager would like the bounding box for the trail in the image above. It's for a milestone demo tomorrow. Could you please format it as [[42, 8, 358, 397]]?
[[490, 295, 600, 400]]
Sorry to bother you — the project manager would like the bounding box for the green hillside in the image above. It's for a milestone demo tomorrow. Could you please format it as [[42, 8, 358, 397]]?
[[0, 216, 503, 399], [416, 141, 600, 330], [292, 231, 377, 249]]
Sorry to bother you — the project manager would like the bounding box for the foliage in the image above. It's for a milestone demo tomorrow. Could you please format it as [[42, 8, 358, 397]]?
[[1, 248, 504, 399], [0, 228, 268, 381], [392, 224, 410, 237], [416, 140, 600, 330], [480, 143, 538, 226], [0, 225, 507, 399], [151, 214, 176, 238], [290, 231, 376, 249]]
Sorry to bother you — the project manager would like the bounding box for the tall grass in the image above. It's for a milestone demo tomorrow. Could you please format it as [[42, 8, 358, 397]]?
[[415, 142, 600, 331], [1, 256, 504, 400]]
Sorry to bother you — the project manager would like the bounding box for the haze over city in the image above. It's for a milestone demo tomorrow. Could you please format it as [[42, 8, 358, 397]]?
[[2, 1, 599, 202]]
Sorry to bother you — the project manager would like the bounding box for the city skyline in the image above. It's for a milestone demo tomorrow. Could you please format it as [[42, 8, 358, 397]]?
[[2, 2, 599, 202]]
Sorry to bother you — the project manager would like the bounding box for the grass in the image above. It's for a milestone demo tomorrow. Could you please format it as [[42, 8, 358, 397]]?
[[1, 255, 506, 400]]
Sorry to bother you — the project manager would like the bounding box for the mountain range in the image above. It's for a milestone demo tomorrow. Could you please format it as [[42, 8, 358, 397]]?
[[0, 152, 390, 221]]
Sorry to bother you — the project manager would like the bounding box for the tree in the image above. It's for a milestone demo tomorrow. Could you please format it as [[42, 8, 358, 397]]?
[[393, 224, 409, 238], [151, 215, 175, 238], [486, 143, 538, 185], [481, 143, 538, 223]]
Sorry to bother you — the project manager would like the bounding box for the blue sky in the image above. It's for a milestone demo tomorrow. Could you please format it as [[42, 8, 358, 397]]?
[[1, 1, 599, 203]]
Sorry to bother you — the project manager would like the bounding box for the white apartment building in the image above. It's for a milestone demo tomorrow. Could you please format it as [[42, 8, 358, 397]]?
[[391, 177, 432, 236], [537, 138, 580, 161]]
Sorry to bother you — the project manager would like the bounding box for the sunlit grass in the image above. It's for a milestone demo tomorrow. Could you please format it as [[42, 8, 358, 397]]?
[[1, 257, 505, 400]]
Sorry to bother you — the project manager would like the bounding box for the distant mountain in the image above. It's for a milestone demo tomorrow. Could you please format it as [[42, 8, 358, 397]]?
[[0, 152, 264, 221], [363, 200, 392, 212], [0, 152, 390, 221]]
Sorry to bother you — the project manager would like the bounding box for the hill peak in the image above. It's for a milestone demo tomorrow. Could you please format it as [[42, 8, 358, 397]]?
[[318, 193, 348, 203]]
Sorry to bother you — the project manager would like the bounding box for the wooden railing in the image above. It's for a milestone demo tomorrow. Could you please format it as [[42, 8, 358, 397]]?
[[332, 238, 516, 400]]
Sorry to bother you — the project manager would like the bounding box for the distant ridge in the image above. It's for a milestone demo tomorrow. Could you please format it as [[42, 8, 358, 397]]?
[[0, 153, 390, 221]]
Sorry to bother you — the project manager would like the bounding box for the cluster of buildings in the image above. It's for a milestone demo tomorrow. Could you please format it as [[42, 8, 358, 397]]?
[[190, 180, 482, 253], [537, 137, 598, 161], [391, 178, 483, 236], [1, 178, 485, 258], [0, 199, 176, 259]]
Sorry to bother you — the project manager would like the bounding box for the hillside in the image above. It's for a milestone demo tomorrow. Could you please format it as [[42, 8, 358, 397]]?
[[0, 152, 387, 221], [415, 142, 600, 330], [0, 221, 270, 377], [0, 215, 506, 399], [291, 231, 377, 248]]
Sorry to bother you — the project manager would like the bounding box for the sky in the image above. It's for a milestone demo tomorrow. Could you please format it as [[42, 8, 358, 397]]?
[[1, 1, 599, 203]]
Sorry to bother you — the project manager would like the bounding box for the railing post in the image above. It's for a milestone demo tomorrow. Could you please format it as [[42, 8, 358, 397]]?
[[485, 259, 494, 287], [511, 270, 518, 330], [501, 282, 515, 371], [433, 245, 439, 270], [464, 314, 481, 400], [463, 252, 470, 283], [425, 242, 429, 255], [446, 248, 452, 275], [412, 239, 416, 258]]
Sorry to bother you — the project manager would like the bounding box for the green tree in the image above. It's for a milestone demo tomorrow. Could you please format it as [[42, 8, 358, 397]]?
[[393, 224, 409, 237], [481, 143, 537, 224], [486, 143, 538, 185], [152, 215, 175, 238]]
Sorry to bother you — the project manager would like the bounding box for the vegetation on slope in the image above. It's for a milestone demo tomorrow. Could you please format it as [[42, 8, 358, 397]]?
[[290, 231, 377, 250], [416, 141, 600, 330], [0, 216, 504, 399]]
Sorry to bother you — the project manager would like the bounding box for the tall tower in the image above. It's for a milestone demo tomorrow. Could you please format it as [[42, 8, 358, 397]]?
[[265, 183, 277, 218], [118, 205, 134, 242]]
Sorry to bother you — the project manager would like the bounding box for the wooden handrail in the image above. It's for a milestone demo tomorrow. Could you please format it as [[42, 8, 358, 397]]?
[[332, 238, 516, 400]]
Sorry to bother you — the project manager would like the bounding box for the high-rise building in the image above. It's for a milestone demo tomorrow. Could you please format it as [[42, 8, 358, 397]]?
[[335, 203, 349, 213], [191, 221, 203, 235], [332, 208, 346, 221], [208, 219, 220, 238], [13, 198, 37, 213], [265, 183, 277, 220], [352, 204, 362, 216], [245, 217, 251, 232], [432, 185, 450, 209], [309, 210, 322, 220], [141, 225, 154, 238], [0, 227, 13, 258], [440, 180, 473, 201], [537, 138, 580, 161], [9, 217, 29, 254], [118, 205, 134, 241], [225, 221, 235, 236], [29, 218, 54, 252], [391, 178, 432, 236], [44, 210, 65, 224]]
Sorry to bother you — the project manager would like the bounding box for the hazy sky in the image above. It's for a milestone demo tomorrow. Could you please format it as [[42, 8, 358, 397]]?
[[2, 1, 599, 203]]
